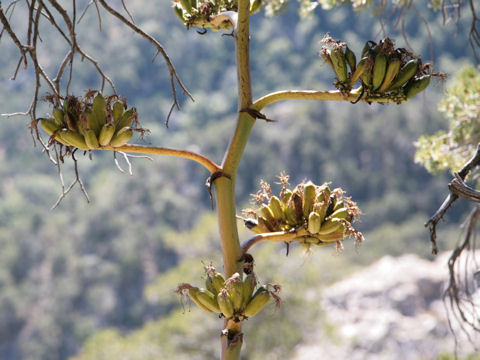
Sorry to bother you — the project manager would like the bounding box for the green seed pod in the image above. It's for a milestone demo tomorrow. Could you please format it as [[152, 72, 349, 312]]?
[[90, 93, 107, 135], [378, 57, 402, 92], [345, 46, 357, 73], [291, 192, 304, 222], [56, 129, 89, 150], [308, 212, 321, 234], [284, 207, 299, 226], [404, 75, 431, 99], [112, 101, 125, 123], [260, 204, 277, 230], [303, 182, 316, 218], [212, 272, 226, 293], [217, 289, 234, 318], [109, 127, 133, 147], [205, 276, 217, 295], [228, 273, 244, 311], [351, 57, 368, 84], [188, 287, 214, 313], [327, 207, 349, 220], [244, 286, 270, 318], [84, 129, 100, 149], [40, 118, 61, 135], [268, 196, 285, 221], [196, 288, 221, 313], [331, 47, 349, 83], [98, 123, 116, 146], [372, 53, 387, 90], [189, 0, 197, 10], [388, 59, 419, 90], [242, 274, 256, 308], [52, 108, 65, 126], [179, 0, 192, 14], [320, 49, 335, 71], [317, 218, 344, 236], [281, 189, 293, 207], [115, 108, 135, 132]]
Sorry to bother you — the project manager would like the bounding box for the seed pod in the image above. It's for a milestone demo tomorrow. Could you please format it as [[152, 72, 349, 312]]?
[[228, 273, 244, 311], [91, 93, 107, 135], [188, 287, 214, 313], [250, 0, 263, 14], [84, 129, 100, 149], [212, 272, 226, 293], [179, 0, 192, 13], [404, 75, 431, 99], [254, 217, 273, 233], [98, 123, 116, 146], [52, 108, 65, 126], [112, 101, 125, 123], [260, 204, 277, 230], [308, 212, 321, 234], [173, 4, 186, 22], [196, 288, 221, 313], [351, 57, 368, 84], [330, 47, 349, 83], [378, 57, 402, 92], [303, 182, 316, 218], [345, 46, 356, 73], [56, 129, 89, 150], [388, 59, 419, 90], [217, 289, 234, 318], [115, 108, 135, 132], [189, 0, 197, 10], [281, 189, 293, 208], [291, 192, 304, 222], [242, 274, 256, 307], [327, 207, 349, 220], [372, 53, 387, 90], [205, 276, 217, 295], [333, 200, 344, 211], [320, 49, 335, 71], [268, 196, 285, 221], [284, 207, 299, 226], [109, 127, 133, 147], [361, 41, 373, 58], [318, 218, 344, 236], [361, 66, 372, 87], [40, 118, 61, 135], [244, 286, 270, 318], [244, 218, 263, 234], [316, 201, 329, 225]]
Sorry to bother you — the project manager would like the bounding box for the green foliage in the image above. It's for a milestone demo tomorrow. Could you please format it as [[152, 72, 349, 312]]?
[[414, 66, 480, 176]]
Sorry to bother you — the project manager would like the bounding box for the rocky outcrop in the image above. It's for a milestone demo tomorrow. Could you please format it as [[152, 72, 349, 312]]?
[[294, 253, 479, 359]]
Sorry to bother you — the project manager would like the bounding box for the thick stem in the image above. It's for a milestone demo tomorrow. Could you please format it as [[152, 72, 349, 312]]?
[[216, 1, 252, 359]]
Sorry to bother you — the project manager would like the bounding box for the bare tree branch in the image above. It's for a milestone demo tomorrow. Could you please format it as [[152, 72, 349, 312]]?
[[96, 0, 193, 126], [426, 143, 480, 254]]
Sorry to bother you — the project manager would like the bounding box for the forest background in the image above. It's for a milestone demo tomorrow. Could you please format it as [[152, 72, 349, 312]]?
[[0, 1, 477, 359]]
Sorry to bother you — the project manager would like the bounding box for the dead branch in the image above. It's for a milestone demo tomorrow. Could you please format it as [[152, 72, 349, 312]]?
[[426, 143, 480, 254]]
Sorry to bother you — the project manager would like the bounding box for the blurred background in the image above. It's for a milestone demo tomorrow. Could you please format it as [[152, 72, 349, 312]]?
[[0, 1, 478, 359]]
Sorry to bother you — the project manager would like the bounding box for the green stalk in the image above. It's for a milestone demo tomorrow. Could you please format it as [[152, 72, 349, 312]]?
[[215, 1, 252, 359]]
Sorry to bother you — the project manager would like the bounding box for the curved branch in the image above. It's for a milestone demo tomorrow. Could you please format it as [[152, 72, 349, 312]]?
[[252, 88, 404, 111], [100, 144, 221, 174], [241, 228, 315, 253]]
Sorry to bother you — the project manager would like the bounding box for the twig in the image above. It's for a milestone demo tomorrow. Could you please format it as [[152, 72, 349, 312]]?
[[96, 0, 193, 125], [426, 143, 480, 254]]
